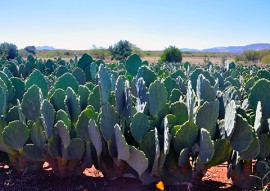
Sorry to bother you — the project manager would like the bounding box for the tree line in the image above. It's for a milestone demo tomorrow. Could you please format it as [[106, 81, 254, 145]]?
[[1, 41, 270, 64]]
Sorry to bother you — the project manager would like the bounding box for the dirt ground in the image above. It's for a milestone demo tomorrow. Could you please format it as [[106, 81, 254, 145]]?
[[0, 162, 244, 191]]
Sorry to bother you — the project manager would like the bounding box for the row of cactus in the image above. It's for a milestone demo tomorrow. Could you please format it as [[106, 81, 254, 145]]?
[[1, 53, 270, 189]]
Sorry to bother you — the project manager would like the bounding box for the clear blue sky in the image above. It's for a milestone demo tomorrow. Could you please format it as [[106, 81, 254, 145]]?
[[0, 0, 269, 50]]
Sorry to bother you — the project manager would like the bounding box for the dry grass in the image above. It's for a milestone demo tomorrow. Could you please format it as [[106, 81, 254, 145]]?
[[142, 56, 235, 65]]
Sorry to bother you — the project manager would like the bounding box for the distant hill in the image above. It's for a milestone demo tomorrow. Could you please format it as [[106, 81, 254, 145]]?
[[180, 48, 200, 52], [201, 43, 270, 53], [36, 46, 56, 50], [35, 43, 270, 53]]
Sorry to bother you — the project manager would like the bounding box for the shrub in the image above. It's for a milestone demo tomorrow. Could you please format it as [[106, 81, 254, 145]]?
[[0, 42, 18, 60], [261, 55, 270, 64], [160, 46, 182, 63], [109, 40, 132, 60], [24, 46, 36, 55]]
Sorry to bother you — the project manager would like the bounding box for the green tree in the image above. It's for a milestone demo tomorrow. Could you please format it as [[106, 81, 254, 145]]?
[[24, 46, 36, 55], [160, 46, 182, 63], [109, 40, 132, 60], [261, 55, 270, 64], [0, 42, 18, 59], [242, 50, 260, 62]]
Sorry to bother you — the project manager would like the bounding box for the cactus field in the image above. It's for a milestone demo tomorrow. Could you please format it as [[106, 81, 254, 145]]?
[[1, 53, 270, 190]]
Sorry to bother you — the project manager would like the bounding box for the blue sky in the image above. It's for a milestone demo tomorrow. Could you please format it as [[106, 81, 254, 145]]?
[[0, 0, 269, 50]]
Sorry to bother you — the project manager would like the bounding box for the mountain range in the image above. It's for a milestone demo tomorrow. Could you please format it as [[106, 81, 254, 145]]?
[[181, 43, 270, 53], [36, 43, 270, 53], [36, 46, 57, 50]]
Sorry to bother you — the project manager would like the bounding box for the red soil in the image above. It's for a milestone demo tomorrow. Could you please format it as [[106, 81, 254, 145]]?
[[0, 162, 241, 191]]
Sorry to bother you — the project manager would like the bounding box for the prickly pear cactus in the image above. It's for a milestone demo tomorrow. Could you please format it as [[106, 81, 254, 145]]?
[[148, 80, 168, 117], [25, 69, 48, 96], [21, 85, 42, 121], [196, 74, 217, 104], [130, 112, 150, 143], [136, 66, 156, 87], [249, 79, 270, 133], [98, 65, 111, 105], [54, 73, 79, 93], [126, 54, 143, 76], [78, 53, 93, 70], [195, 100, 219, 138]]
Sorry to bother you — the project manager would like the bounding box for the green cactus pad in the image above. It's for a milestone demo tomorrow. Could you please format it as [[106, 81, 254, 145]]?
[[30, 122, 46, 149], [55, 66, 69, 77], [163, 117, 172, 155], [11, 77, 25, 103], [257, 69, 270, 80], [50, 88, 66, 111], [224, 100, 237, 139], [151, 128, 161, 175], [196, 74, 217, 103], [27, 55, 36, 64], [178, 148, 189, 167], [41, 99, 55, 138], [98, 65, 111, 105], [21, 85, 42, 121], [72, 67, 86, 85], [0, 71, 15, 102], [88, 85, 101, 112], [78, 53, 93, 70], [126, 146, 148, 176], [130, 112, 150, 143], [55, 121, 70, 149], [186, 81, 196, 120], [20, 62, 34, 78], [199, 128, 214, 163], [170, 101, 188, 126], [78, 85, 90, 110], [126, 54, 142, 76], [173, 120, 199, 154], [136, 66, 157, 87], [21, 144, 44, 161], [230, 115, 254, 152], [54, 73, 79, 93], [140, 129, 160, 172], [65, 87, 81, 123], [254, 101, 263, 134], [257, 133, 270, 159], [114, 124, 130, 160], [149, 80, 168, 117], [3, 120, 29, 150], [90, 62, 97, 80], [99, 102, 118, 142], [195, 100, 219, 138], [25, 69, 48, 96], [171, 70, 186, 80], [76, 106, 98, 141], [249, 79, 270, 132], [0, 79, 7, 116], [56, 110, 71, 131], [135, 78, 148, 112], [37, 61, 45, 73], [68, 138, 85, 160], [239, 132, 259, 160], [115, 75, 125, 115], [164, 77, 178, 96], [169, 88, 182, 103], [88, 119, 102, 156], [5, 106, 20, 123], [45, 60, 55, 75], [206, 139, 232, 168], [48, 135, 61, 157]]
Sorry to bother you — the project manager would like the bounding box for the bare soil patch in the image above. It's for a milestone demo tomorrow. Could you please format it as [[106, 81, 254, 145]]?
[[0, 162, 241, 191]]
